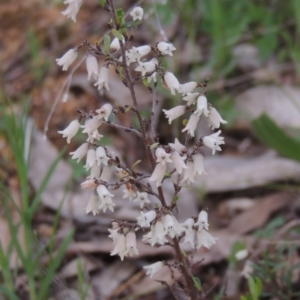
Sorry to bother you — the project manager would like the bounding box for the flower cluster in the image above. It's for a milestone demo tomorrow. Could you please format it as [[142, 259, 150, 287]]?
[[56, 2, 226, 294]]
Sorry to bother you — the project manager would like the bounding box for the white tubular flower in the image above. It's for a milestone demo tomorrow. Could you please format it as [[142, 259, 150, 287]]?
[[81, 180, 97, 189], [142, 231, 152, 245], [123, 187, 136, 201], [82, 117, 102, 136], [206, 106, 227, 130], [85, 148, 96, 170], [108, 222, 120, 244], [163, 215, 183, 238], [182, 113, 200, 137], [130, 6, 144, 21], [96, 103, 113, 121], [110, 37, 124, 52], [94, 66, 110, 91], [110, 234, 127, 261], [61, 0, 82, 22], [181, 218, 195, 248], [86, 54, 98, 81], [133, 192, 151, 209], [164, 71, 180, 95], [87, 164, 101, 180], [58, 119, 80, 144], [196, 230, 218, 249], [155, 148, 172, 166], [148, 163, 166, 187], [177, 82, 197, 95], [96, 146, 109, 167], [100, 166, 113, 182], [120, 51, 136, 66], [157, 42, 176, 56], [193, 154, 207, 176], [56, 49, 78, 71], [86, 192, 99, 216], [144, 261, 164, 278], [129, 45, 151, 62], [194, 95, 209, 117], [150, 220, 167, 246], [86, 130, 103, 143], [97, 185, 115, 213], [147, 71, 157, 84], [69, 142, 88, 162], [170, 151, 187, 175], [169, 138, 186, 155], [183, 92, 199, 106], [180, 161, 195, 185], [125, 231, 139, 257], [195, 210, 209, 231], [135, 58, 158, 76], [202, 130, 225, 155], [163, 105, 186, 124], [137, 210, 156, 228]]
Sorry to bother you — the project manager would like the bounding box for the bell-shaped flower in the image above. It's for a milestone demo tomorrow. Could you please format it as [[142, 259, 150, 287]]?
[[133, 191, 151, 209], [177, 82, 197, 95], [164, 71, 180, 95], [120, 50, 136, 66], [108, 222, 120, 244], [137, 210, 156, 228], [181, 218, 195, 248], [86, 192, 99, 216], [123, 187, 136, 201], [86, 130, 103, 143], [180, 161, 195, 185], [150, 220, 167, 246], [82, 117, 102, 136], [202, 130, 225, 155], [183, 92, 199, 106], [110, 233, 127, 261], [196, 229, 218, 249], [128, 45, 151, 62], [142, 231, 152, 245], [69, 142, 88, 162], [96, 146, 109, 167], [86, 54, 98, 81], [85, 148, 96, 170], [100, 166, 113, 182], [56, 49, 78, 71], [130, 6, 144, 21], [206, 106, 227, 130], [148, 163, 166, 187], [169, 138, 186, 155], [135, 58, 158, 76], [170, 151, 187, 175], [144, 261, 164, 278], [87, 164, 101, 180], [58, 119, 80, 143], [163, 105, 186, 124], [96, 103, 113, 121], [193, 154, 207, 176], [61, 0, 82, 22], [195, 210, 209, 231], [163, 214, 183, 238], [182, 113, 200, 137], [147, 71, 157, 84], [97, 185, 115, 213], [157, 42, 176, 56], [110, 37, 124, 52], [155, 148, 172, 166], [124, 231, 139, 257], [194, 95, 209, 117], [94, 66, 110, 91], [81, 179, 97, 189]]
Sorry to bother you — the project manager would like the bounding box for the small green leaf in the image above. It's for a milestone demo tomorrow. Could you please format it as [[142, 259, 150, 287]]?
[[150, 142, 159, 149], [192, 276, 201, 291], [103, 34, 111, 55], [142, 78, 149, 87], [111, 29, 123, 40], [252, 114, 300, 162], [116, 8, 124, 25], [98, 0, 106, 7], [131, 160, 141, 170], [182, 119, 188, 126], [172, 195, 179, 204]]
